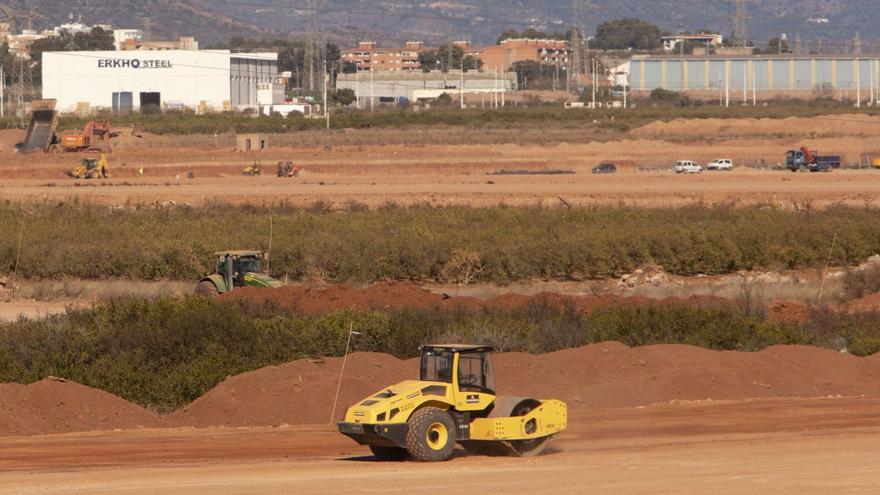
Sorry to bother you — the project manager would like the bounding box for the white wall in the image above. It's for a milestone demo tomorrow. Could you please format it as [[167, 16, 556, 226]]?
[[42, 50, 233, 113]]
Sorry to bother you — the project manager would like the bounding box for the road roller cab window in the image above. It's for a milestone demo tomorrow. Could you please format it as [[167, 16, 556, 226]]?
[[421, 349, 454, 383], [457, 352, 496, 394]]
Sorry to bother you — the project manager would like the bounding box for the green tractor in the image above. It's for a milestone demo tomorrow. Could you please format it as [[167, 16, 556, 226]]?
[[195, 251, 283, 297]]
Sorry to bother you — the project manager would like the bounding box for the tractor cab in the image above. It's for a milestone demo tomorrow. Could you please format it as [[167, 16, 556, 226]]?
[[216, 251, 263, 286], [195, 250, 282, 297], [420, 345, 496, 410]]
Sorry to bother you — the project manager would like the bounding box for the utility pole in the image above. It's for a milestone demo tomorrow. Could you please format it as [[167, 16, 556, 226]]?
[[355, 65, 360, 109], [1, 65, 4, 118], [369, 66, 374, 112]]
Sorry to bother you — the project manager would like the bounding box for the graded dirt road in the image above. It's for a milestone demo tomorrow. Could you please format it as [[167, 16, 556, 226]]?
[[2, 397, 879, 494], [3, 169, 880, 209], [3, 113, 880, 208]]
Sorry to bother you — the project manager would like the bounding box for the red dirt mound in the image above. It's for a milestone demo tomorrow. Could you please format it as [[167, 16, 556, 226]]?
[[167, 343, 880, 428], [220, 282, 730, 315], [4, 344, 880, 435], [168, 352, 419, 428], [0, 378, 160, 436]]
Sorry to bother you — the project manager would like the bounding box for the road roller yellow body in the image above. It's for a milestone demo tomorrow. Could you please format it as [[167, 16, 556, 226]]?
[[338, 344, 567, 461]]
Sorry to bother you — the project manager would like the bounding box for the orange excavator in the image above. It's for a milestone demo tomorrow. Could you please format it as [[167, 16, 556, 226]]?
[[60, 121, 113, 152]]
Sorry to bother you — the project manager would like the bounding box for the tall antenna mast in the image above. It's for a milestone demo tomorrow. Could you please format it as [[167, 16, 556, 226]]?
[[732, 0, 749, 48], [569, 0, 586, 95], [305, 0, 318, 92]]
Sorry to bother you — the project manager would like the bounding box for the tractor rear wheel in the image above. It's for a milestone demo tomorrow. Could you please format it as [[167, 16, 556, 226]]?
[[195, 280, 220, 298], [369, 446, 407, 461], [405, 407, 456, 462]]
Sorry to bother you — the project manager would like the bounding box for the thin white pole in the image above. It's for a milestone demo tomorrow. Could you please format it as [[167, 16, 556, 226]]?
[[623, 74, 627, 109], [0, 66, 4, 118], [355, 66, 360, 109], [725, 64, 730, 107], [856, 59, 861, 108], [323, 62, 329, 129], [369, 68, 374, 112], [752, 64, 756, 106], [501, 71, 506, 107], [743, 62, 747, 104], [330, 322, 356, 424], [493, 68, 498, 108], [459, 64, 464, 110], [871, 60, 875, 105]]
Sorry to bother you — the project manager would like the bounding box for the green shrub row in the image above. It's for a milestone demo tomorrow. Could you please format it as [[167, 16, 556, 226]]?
[[1, 296, 878, 412], [1, 203, 878, 283], [31, 103, 879, 135]]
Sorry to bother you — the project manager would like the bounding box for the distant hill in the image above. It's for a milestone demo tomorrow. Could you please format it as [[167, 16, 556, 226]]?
[[8, 1, 878, 48], [204, 0, 880, 47], [3, 0, 269, 45]]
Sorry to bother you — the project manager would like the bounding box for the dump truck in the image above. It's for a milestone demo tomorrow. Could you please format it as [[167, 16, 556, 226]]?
[[338, 344, 567, 462], [60, 120, 113, 152], [17, 99, 58, 153], [195, 251, 283, 297], [787, 147, 841, 172]]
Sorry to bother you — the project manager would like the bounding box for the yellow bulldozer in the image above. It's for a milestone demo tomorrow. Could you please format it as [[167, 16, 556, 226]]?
[[338, 344, 567, 462], [65, 154, 110, 179]]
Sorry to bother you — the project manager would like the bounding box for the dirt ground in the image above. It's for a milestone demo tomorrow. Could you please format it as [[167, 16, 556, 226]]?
[[2, 397, 879, 494], [2, 114, 880, 208]]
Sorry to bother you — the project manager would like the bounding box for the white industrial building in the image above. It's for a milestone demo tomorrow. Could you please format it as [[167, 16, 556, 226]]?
[[42, 50, 280, 113]]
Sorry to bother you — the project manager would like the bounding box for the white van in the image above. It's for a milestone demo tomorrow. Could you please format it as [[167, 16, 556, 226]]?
[[674, 160, 703, 174]]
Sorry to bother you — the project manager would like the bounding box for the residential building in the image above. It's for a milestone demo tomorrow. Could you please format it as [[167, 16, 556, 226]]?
[[113, 29, 143, 50], [342, 41, 425, 72], [661, 33, 724, 52], [120, 36, 199, 51], [480, 39, 570, 73]]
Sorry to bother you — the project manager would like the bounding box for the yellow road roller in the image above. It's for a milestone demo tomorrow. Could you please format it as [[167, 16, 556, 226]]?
[[338, 344, 567, 461]]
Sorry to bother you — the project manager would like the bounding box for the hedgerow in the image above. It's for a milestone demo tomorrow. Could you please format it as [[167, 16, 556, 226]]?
[[0, 203, 878, 283], [0, 297, 877, 412]]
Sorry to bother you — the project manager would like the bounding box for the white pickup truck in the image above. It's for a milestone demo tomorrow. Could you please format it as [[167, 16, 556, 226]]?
[[674, 160, 703, 174], [707, 159, 734, 171]]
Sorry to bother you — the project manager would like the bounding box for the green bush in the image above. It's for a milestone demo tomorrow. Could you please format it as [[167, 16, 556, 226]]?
[[1, 203, 879, 284], [2, 296, 879, 411]]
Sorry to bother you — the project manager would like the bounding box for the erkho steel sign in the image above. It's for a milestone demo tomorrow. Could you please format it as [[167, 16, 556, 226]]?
[[97, 59, 173, 69]]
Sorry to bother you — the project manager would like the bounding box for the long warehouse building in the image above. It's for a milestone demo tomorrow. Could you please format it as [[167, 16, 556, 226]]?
[[42, 50, 280, 113], [630, 55, 880, 99]]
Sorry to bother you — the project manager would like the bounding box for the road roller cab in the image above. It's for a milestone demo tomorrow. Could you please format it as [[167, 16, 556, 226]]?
[[338, 344, 567, 462]]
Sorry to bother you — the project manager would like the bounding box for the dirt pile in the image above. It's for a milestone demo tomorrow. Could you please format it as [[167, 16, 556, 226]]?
[[168, 352, 419, 428], [0, 378, 160, 436], [169, 343, 880, 428], [220, 282, 729, 315], [629, 114, 880, 140], [3, 344, 880, 435]]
